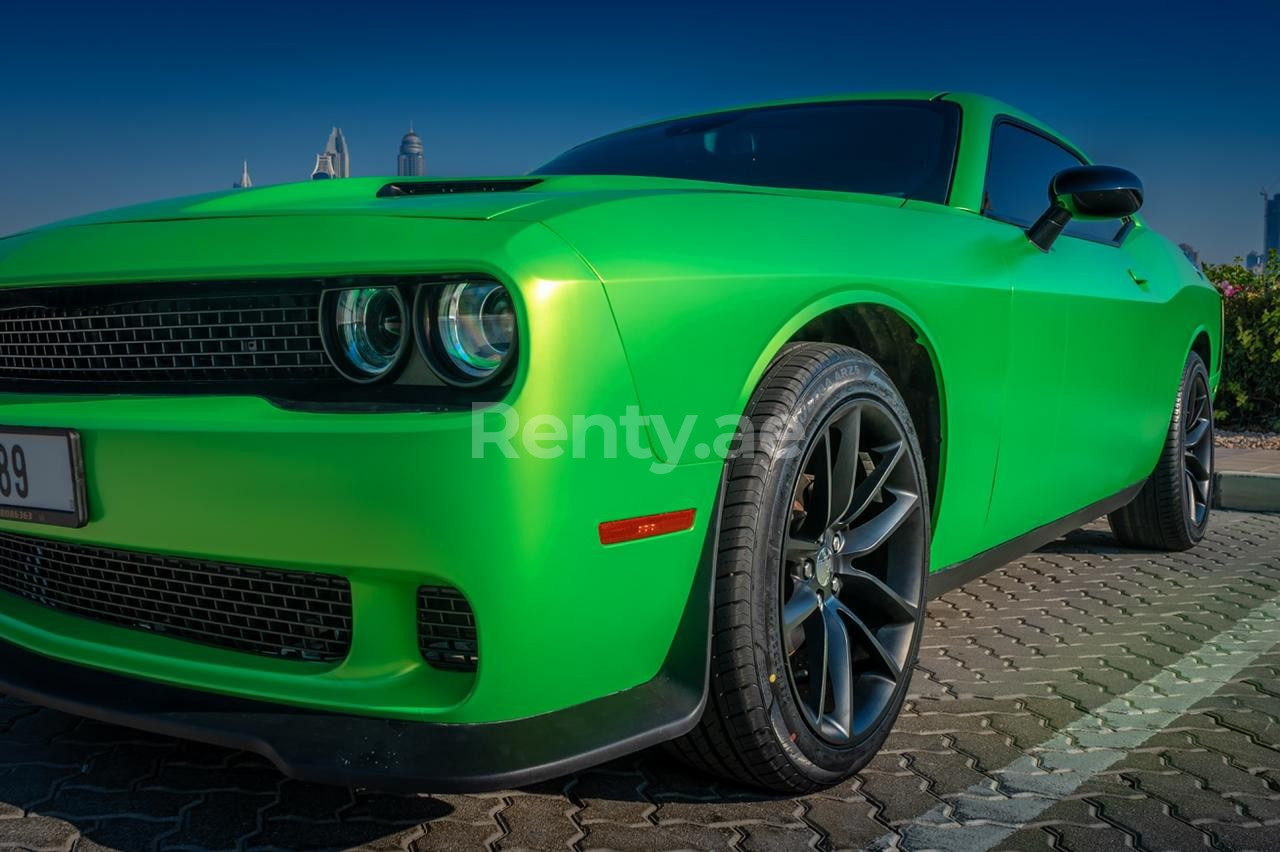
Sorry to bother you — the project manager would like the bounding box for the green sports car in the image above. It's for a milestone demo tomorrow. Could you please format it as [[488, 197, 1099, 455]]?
[[0, 92, 1220, 793]]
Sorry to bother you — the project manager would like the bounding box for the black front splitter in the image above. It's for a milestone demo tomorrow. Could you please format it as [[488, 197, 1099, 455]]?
[[0, 636, 704, 792]]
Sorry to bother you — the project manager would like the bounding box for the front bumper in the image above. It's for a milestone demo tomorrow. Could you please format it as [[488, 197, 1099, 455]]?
[[0, 393, 718, 724], [0, 469, 719, 792], [0, 538, 711, 792]]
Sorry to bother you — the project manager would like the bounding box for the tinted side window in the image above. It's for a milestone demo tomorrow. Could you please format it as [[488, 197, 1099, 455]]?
[[983, 122, 1124, 244]]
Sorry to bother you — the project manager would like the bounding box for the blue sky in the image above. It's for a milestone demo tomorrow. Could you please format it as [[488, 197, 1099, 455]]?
[[1, 0, 1277, 263]]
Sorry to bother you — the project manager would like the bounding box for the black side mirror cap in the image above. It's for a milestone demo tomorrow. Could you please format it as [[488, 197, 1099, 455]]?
[[1027, 165, 1144, 251]]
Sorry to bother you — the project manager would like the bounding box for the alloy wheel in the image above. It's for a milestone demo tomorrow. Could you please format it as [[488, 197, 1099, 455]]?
[[1183, 372, 1212, 528], [780, 398, 926, 745]]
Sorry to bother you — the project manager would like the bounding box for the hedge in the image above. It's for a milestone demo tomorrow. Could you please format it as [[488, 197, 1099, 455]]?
[[1203, 250, 1280, 430]]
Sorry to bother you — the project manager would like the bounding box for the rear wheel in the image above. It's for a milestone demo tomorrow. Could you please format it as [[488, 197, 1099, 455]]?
[[1108, 351, 1213, 550], [672, 343, 929, 793]]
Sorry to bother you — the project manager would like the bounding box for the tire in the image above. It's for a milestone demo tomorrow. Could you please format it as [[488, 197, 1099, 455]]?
[[1108, 351, 1213, 551], [671, 342, 930, 793]]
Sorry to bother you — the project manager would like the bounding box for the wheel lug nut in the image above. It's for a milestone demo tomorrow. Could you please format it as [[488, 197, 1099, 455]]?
[[832, 577, 841, 593], [802, 560, 814, 580], [832, 533, 843, 552]]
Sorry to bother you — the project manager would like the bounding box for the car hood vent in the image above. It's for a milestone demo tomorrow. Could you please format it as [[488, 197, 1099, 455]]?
[[376, 179, 542, 198]]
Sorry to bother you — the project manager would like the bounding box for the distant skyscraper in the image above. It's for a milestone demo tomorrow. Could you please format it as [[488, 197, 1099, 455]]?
[[1245, 250, 1264, 271], [397, 123, 425, 176], [311, 153, 336, 180], [325, 127, 350, 178], [1266, 193, 1280, 256], [233, 160, 252, 189], [310, 127, 350, 179], [1178, 243, 1200, 268]]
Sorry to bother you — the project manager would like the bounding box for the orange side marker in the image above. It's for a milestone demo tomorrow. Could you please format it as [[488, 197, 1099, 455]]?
[[599, 509, 696, 545]]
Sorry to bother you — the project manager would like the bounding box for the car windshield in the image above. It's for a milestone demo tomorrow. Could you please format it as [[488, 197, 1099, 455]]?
[[534, 100, 961, 203]]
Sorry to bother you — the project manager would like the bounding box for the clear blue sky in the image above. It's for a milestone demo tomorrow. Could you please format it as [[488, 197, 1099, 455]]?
[[2, 0, 1277, 263]]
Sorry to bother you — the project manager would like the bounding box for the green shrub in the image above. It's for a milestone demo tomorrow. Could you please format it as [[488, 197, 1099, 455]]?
[[1202, 250, 1280, 431]]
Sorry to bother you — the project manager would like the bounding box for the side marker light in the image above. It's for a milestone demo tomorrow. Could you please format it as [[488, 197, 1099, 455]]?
[[599, 509, 696, 545]]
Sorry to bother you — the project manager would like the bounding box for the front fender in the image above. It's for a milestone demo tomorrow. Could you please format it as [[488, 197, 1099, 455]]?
[[542, 192, 1016, 570]]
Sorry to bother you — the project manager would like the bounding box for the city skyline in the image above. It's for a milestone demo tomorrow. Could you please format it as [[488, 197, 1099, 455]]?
[[3, 0, 1279, 263], [1265, 193, 1280, 257], [299, 123, 427, 180]]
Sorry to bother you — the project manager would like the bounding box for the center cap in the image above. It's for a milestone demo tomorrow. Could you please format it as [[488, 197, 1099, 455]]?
[[816, 546, 834, 586]]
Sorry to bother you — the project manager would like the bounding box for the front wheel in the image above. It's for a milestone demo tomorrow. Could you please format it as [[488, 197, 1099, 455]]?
[[1108, 351, 1213, 550], [671, 343, 930, 793]]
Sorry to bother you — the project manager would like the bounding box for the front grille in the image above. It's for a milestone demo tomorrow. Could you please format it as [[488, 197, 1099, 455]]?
[[0, 532, 352, 661], [0, 284, 335, 385], [418, 586, 478, 672]]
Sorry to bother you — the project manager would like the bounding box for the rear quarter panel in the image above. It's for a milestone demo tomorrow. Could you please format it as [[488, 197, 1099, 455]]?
[[1123, 227, 1222, 389]]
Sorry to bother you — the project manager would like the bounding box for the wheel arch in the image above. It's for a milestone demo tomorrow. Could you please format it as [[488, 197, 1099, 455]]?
[[740, 292, 947, 529], [1189, 326, 1213, 374], [1180, 322, 1218, 400]]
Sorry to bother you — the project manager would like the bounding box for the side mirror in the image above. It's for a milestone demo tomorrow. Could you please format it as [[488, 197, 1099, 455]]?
[[1027, 165, 1144, 251]]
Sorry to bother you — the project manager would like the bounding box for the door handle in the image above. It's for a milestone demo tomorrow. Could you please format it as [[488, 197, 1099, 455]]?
[[1127, 269, 1149, 286]]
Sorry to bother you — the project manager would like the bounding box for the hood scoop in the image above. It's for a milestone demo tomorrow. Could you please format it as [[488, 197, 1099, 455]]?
[[376, 179, 542, 198]]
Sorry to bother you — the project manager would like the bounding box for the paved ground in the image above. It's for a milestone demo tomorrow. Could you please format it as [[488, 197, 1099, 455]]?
[[2, 511, 1279, 851], [1218, 448, 1280, 475]]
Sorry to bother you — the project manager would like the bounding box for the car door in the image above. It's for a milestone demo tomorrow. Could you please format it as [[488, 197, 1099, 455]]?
[[981, 119, 1166, 545]]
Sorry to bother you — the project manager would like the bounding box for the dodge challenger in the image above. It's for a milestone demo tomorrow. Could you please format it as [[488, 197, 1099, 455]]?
[[0, 92, 1220, 793]]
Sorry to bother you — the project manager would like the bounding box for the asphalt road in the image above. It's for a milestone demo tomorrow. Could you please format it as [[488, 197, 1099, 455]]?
[[2, 510, 1278, 851]]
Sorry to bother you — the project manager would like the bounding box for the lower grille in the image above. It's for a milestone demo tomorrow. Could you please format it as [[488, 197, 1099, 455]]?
[[0, 533, 352, 661], [418, 586, 478, 672]]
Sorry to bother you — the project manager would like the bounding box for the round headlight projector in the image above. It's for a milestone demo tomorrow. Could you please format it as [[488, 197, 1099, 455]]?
[[327, 287, 408, 382], [429, 281, 516, 383]]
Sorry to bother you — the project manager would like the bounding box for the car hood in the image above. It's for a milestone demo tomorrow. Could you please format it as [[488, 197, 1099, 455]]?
[[9, 175, 903, 236]]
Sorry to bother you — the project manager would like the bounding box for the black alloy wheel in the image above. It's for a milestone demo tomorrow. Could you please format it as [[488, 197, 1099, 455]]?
[[673, 342, 930, 793], [781, 398, 925, 746], [1182, 370, 1212, 529]]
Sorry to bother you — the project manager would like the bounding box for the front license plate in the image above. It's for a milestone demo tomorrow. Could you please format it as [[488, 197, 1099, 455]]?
[[0, 427, 88, 528]]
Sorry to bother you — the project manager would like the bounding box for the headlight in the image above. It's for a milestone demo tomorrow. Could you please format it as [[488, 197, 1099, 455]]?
[[423, 281, 516, 384], [323, 287, 408, 382]]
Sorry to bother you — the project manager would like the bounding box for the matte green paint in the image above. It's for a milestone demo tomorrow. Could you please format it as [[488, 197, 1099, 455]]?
[[0, 93, 1220, 725]]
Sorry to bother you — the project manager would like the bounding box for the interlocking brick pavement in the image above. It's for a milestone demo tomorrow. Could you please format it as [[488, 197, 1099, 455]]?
[[1, 510, 1278, 851]]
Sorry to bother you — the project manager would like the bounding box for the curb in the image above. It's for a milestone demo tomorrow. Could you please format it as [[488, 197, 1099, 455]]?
[[1214, 471, 1280, 513]]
